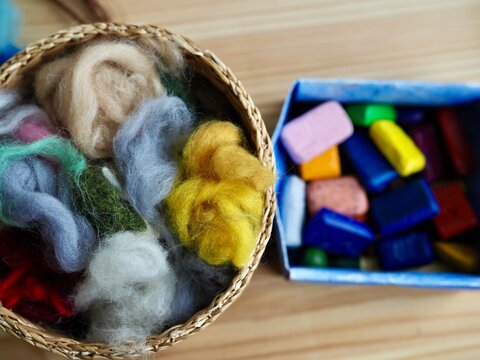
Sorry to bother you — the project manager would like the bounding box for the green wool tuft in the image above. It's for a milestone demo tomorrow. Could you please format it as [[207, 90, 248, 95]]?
[[76, 166, 146, 236], [159, 73, 194, 109]]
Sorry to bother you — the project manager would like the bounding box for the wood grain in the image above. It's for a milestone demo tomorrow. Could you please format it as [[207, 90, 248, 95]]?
[[3, 0, 480, 359]]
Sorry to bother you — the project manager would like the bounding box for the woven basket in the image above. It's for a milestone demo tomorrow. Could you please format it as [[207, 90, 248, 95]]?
[[0, 23, 276, 359]]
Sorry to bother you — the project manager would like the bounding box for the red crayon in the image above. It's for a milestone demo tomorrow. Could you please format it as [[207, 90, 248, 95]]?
[[433, 182, 478, 239], [437, 108, 475, 176]]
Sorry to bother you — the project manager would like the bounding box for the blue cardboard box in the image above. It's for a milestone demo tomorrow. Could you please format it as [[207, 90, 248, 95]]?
[[272, 78, 480, 289]]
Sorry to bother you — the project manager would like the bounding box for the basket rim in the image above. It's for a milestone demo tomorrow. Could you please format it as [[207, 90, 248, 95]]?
[[0, 22, 276, 359]]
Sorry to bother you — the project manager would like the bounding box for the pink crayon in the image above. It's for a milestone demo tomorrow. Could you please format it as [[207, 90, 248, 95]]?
[[307, 176, 369, 217], [281, 101, 353, 164]]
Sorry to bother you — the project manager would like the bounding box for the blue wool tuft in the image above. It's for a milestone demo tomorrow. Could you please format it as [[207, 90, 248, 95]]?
[[156, 220, 234, 326], [113, 96, 194, 223], [0, 0, 20, 60], [0, 157, 97, 273]]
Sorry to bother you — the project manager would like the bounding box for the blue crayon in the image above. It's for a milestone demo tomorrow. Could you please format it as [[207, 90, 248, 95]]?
[[377, 232, 434, 270], [396, 106, 426, 126], [303, 208, 375, 257], [370, 178, 440, 236], [342, 131, 398, 192]]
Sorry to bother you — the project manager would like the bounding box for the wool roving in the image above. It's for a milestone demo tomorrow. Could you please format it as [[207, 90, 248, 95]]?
[[166, 178, 264, 268], [137, 36, 186, 76], [0, 157, 96, 273], [0, 90, 20, 112], [0, 138, 96, 272], [113, 96, 194, 223], [0, 136, 86, 184], [166, 120, 274, 268], [0, 228, 79, 324], [182, 121, 274, 191], [161, 224, 235, 325], [75, 166, 146, 236], [0, 91, 55, 140], [0, 264, 75, 320], [75, 227, 176, 343], [13, 114, 56, 143], [34, 41, 166, 159]]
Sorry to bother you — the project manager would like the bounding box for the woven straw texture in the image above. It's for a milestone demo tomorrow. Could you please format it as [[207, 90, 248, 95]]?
[[0, 23, 276, 359]]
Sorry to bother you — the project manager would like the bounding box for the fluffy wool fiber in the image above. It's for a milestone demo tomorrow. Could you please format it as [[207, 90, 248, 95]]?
[[0, 157, 96, 273], [0, 137, 96, 272], [0, 136, 86, 183], [75, 166, 146, 236], [13, 114, 56, 143], [113, 96, 194, 223], [34, 41, 168, 159], [166, 121, 274, 268], [182, 121, 274, 191], [0, 91, 55, 140], [75, 227, 176, 344], [0, 228, 79, 324], [166, 178, 264, 268], [156, 219, 234, 325]]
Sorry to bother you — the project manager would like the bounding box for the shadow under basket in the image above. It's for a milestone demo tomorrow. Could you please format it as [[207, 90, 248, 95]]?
[[0, 23, 276, 359]]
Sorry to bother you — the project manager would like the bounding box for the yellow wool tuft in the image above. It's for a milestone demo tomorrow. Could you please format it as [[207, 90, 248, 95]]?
[[166, 179, 263, 267], [182, 121, 274, 191], [166, 120, 274, 268]]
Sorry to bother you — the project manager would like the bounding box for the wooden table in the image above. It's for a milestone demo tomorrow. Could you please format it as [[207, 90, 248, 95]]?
[[3, 0, 480, 359]]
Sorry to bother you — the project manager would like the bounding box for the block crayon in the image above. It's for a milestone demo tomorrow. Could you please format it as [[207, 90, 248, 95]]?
[[360, 256, 380, 271], [346, 104, 396, 127], [303, 208, 375, 257], [437, 108, 475, 176], [435, 242, 480, 273], [342, 131, 398, 192], [433, 182, 477, 239], [409, 122, 448, 182], [307, 176, 368, 217], [302, 247, 328, 267], [396, 106, 426, 126], [462, 105, 480, 218], [370, 120, 426, 177], [377, 232, 434, 270], [407, 262, 452, 273], [280, 175, 306, 248], [329, 255, 360, 269], [299, 146, 341, 181], [281, 101, 353, 164], [370, 178, 440, 236]]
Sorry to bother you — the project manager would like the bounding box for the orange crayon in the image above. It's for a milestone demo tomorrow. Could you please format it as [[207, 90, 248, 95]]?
[[300, 146, 341, 181]]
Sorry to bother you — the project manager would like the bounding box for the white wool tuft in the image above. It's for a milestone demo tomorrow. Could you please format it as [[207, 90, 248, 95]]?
[[75, 227, 176, 344]]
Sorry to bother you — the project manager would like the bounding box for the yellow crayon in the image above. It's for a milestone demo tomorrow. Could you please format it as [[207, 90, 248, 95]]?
[[369, 120, 426, 177], [435, 242, 480, 273], [300, 146, 341, 181]]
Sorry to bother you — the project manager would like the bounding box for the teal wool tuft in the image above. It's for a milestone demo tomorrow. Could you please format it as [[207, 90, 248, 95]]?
[[0, 136, 87, 188]]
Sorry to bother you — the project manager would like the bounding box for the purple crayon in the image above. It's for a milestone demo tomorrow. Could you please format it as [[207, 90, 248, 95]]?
[[409, 122, 448, 182], [396, 106, 426, 126]]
